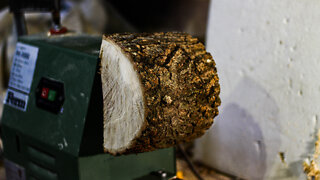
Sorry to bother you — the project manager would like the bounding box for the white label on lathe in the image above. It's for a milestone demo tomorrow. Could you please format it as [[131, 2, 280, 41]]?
[[8, 42, 39, 94]]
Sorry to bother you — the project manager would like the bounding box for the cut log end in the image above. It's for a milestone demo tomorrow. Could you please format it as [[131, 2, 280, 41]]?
[[100, 32, 221, 155], [100, 39, 145, 154]]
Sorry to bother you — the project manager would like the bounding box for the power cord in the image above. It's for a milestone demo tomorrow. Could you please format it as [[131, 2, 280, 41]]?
[[177, 144, 204, 180]]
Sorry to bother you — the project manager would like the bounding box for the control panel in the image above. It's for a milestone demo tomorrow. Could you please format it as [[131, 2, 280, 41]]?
[[35, 77, 65, 114]]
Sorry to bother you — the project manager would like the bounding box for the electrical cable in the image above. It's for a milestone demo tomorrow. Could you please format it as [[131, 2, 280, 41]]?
[[177, 144, 204, 180]]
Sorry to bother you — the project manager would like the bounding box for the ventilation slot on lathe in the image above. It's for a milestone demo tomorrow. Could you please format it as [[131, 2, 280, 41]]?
[[26, 146, 58, 180]]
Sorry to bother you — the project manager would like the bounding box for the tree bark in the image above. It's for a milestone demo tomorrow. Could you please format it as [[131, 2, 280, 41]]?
[[100, 32, 220, 155]]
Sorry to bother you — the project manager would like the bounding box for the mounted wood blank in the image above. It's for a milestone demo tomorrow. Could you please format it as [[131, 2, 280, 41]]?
[[100, 32, 220, 155]]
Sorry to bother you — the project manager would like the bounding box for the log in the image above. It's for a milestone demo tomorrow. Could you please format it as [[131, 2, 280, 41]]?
[[99, 32, 220, 155]]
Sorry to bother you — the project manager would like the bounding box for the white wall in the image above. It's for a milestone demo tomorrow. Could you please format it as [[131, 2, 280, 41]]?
[[194, 0, 320, 179]]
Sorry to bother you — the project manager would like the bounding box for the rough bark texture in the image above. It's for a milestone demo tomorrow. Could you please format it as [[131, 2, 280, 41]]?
[[101, 32, 220, 154]]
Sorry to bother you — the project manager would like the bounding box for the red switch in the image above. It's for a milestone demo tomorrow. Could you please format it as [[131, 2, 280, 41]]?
[[41, 87, 49, 99]]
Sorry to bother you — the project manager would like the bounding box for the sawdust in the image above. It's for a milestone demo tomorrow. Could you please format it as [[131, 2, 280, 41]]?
[[176, 158, 233, 180], [303, 130, 320, 180]]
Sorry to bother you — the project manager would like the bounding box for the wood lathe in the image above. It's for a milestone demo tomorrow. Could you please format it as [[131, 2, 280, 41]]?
[[0, 1, 220, 179]]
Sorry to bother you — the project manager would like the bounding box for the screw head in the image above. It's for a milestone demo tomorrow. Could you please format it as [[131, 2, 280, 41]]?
[[161, 172, 167, 178]]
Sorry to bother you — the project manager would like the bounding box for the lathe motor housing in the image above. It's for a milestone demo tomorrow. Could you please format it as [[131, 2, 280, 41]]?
[[1, 34, 176, 180]]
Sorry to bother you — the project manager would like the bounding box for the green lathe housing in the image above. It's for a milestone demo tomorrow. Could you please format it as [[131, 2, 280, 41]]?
[[1, 35, 176, 180]]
